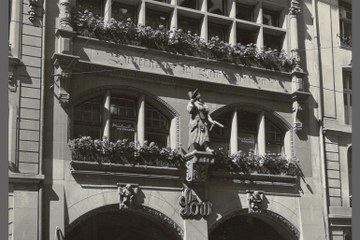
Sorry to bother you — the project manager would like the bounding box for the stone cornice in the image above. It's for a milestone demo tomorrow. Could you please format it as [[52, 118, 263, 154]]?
[[9, 173, 45, 184]]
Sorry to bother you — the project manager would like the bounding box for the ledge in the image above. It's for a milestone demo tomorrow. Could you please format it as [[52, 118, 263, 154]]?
[[211, 171, 298, 187], [9, 173, 45, 184], [70, 160, 180, 180], [8, 56, 22, 66]]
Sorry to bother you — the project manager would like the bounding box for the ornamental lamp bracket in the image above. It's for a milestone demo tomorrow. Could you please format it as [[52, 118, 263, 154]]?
[[51, 53, 80, 107]]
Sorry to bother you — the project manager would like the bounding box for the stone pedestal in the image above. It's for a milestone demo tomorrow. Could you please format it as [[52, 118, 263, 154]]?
[[184, 151, 215, 184]]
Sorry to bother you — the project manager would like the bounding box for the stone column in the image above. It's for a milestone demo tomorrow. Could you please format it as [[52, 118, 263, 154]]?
[[289, 0, 301, 62], [201, 15, 208, 42], [184, 219, 208, 240], [9, 0, 21, 57], [137, 96, 145, 145], [257, 111, 266, 155], [102, 90, 111, 140], [104, 0, 112, 22], [230, 109, 238, 154], [256, 4, 264, 48], [229, 21, 237, 45], [59, 0, 72, 30], [171, 8, 177, 30], [8, 104, 17, 166], [170, 117, 178, 149], [138, 0, 146, 26]]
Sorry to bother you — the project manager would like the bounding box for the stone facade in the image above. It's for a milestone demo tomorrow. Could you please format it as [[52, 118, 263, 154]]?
[[8, 0, 351, 240]]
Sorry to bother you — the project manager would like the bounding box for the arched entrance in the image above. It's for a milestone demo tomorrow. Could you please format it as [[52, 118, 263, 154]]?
[[209, 210, 299, 240], [66, 205, 183, 240]]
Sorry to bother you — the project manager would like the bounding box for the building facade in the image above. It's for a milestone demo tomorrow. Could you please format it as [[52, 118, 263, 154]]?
[[7, 0, 351, 240]]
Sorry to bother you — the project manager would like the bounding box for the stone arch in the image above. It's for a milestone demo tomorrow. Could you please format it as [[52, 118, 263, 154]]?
[[65, 204, 183, 240], [209, 208, 300, 240], [72, 85, 179, 118]]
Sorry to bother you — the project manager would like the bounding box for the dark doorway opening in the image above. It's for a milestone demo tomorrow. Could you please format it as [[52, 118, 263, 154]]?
[[66, 209, 180, 240], [210, 214, 290, 240]]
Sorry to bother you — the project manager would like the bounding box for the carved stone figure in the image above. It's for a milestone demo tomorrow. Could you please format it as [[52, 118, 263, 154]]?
[[247, 190, 264, 213], [187, 89, 223, 153], [118, 184, 138, 209]]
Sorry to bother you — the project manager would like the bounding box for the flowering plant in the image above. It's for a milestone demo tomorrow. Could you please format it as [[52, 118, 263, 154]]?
[[72, 9, 298, 72], [213, 150, 300, 176], [68, 137, 182, 168]]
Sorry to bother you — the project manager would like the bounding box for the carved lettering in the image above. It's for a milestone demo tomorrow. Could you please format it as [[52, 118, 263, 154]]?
[[179, 187, 212, 218]]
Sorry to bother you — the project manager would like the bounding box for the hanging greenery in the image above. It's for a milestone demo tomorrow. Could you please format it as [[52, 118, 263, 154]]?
[[72, 9, 298, 72]]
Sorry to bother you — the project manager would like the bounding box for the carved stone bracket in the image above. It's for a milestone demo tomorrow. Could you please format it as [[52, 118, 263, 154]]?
[[8, 57, 21, 92], [291, 89, 310, 133], [51, 53, 80, 107], [28, 0, 39, 22], [246, 190, 264, 213], [184, 151, 215, 184], [289, 0, 301, 16], [179, 186, 212, 219], [117, 183, 139, 209]]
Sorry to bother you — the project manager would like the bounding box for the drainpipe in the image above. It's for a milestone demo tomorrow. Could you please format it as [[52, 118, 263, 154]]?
[[39, 0, 48, 239], [311, 0, 330, 239]]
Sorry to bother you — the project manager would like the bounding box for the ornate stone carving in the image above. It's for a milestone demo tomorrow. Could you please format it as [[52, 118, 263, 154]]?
[[59, 0, 72, 30], [289, 0, 301, 16], [184, 151, 215, 183], [246, 190, 264, 213], [118, 184, 139, 209], [8, 57, 21, 92], [28, 0, 39, 22], [179, 187, 212, 218], [51, 53, 80, 106]]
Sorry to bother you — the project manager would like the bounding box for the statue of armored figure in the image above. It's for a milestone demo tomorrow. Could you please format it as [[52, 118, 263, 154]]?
[[187, 89, 223, 153]]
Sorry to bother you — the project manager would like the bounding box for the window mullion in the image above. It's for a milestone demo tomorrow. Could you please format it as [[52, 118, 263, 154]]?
[[230, 109, 238, 154], [137, 95, 145, 145], [257, 111, 266, 156], [104, 0, 112, 22], [103, 90, 111, 140]]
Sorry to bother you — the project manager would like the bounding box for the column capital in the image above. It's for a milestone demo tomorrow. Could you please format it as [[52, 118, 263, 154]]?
[[289, 0, 301, 16]]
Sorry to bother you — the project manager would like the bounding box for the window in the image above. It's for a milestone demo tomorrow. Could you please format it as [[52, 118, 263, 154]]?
[[73, 94, 172, 148], [343, 70, 352, 125], [264, 33, 284, 50], [111, 2, 137, 22], [178, 0, 199, 10], [210, 109, 285, 155], [74, 97, 102, 139], [263, 9, 280, 27], [178, 16, 201, 34], [237, 28, 258, 45], [236, 3, 254, 22], [208, 22, 229, 42], [208, 0, 227, 16], [339, 1, 352, 47], [146, 9, 171, 29], [77, 0, 104, 17]]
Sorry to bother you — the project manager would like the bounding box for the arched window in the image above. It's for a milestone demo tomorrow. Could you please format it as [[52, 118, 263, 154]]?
[[210, 108, 286, 155], [74, 97, 102, 139], [73, 91, 174, 148]]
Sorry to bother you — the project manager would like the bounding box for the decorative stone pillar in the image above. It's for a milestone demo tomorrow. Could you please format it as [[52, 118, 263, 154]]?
[[59, 0, 72, 30], [201, 15, 208, 42], [230, 109, 238, 154], [289, 0, 301, 63], [103, 91, 111, 140], [137, 96, 145, 145], [257, 112, 266, 155]]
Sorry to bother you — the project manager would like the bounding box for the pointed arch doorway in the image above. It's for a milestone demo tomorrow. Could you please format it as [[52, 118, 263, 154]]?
[[66, 205, 183, 240]]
